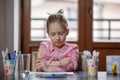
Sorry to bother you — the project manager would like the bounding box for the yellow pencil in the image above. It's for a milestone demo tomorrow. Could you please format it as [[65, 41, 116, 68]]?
[[34, 47, 42, 71], [38, 48, 42, 58]]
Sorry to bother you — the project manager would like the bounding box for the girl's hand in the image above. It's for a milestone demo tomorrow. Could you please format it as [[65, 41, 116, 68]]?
[[42, 66, 55, 72], [60, 57, 71, 66], [35, 58, 46, 70]]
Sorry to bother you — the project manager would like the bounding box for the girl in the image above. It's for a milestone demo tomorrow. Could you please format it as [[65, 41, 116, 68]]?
[[35, 9, 79, 72]]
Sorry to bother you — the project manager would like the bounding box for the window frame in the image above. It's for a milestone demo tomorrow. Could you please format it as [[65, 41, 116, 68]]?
[[21, 0, 86, 53]]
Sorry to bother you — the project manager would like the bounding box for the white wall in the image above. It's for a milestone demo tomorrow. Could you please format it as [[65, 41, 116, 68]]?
[[0, 0, 21, 53], [0, 0, 14, 75], [0, 0, 14, 53], [0, 0, 5, 51], [0, 0, 5, 76], [14, 0, 21, 52]]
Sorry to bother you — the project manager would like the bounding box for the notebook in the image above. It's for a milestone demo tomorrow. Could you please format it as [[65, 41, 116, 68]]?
[[106, 55, 120, 74]]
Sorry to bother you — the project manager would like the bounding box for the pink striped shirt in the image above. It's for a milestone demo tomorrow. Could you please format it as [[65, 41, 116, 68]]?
[[38, 41, 79, 72]]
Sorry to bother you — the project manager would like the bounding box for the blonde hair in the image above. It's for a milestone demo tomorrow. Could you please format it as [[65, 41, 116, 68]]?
[[46, 9, 68, 32]]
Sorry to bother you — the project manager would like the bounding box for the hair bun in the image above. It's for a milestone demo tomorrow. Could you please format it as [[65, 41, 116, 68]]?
[[57, 9, 64, 14]]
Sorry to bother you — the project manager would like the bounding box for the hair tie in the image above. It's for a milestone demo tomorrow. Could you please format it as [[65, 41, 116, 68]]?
[[57, 9, 64, 14], [46, 12, 51, 15]]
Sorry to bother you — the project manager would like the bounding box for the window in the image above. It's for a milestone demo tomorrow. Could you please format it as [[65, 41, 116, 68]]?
[[93, 0, 120, 42], [31, 0, 78, 41]]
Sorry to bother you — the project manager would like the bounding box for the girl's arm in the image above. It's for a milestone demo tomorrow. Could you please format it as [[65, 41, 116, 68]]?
[[49, 57, 71, 67], [36, 48, 79, 72], [35, 57, 71, 72], [67, 47, 79, 71], [46, 45, 79, 71], [48, 45, 79, 70]]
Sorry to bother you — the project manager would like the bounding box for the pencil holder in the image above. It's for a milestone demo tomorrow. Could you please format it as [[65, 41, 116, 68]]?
[[3, 60, 16, 75], [87, 59, 98, 77]]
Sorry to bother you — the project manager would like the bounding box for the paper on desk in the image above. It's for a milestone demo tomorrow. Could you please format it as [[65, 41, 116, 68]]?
[[29, 72, 74, 79], [29, 71, 74, 75]]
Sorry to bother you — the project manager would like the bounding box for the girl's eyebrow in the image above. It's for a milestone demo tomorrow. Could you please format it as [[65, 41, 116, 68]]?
[[50, 30, 65, 33], [59, 31, 65, 33], [50, 32, 55, 33]]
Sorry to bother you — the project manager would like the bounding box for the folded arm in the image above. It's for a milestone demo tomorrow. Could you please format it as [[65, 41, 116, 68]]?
[[49, 57, 71, 66]]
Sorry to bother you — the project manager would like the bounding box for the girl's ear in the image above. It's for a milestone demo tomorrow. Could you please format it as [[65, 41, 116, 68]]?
[[66, 29, 69, 35]]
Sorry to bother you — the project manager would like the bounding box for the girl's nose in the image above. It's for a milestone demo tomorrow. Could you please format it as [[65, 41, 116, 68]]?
[[55, 34, 60, 40]]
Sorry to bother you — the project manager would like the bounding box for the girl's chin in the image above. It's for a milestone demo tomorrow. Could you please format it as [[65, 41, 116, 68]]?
[[54, 44, 64, 48]]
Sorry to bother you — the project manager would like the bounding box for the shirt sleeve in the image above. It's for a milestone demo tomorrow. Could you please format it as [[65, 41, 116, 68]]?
[[37, 42, 51, 67], [67, 45, 79, 71]]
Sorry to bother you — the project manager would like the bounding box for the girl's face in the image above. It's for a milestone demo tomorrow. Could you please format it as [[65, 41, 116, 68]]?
[[47, 22, 69, 49]]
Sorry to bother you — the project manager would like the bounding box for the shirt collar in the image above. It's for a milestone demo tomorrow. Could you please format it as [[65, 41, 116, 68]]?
[[49, 42, 68, 52]]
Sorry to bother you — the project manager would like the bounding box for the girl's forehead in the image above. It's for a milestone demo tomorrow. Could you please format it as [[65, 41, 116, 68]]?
[[48, 22, 66, 31], [49, 27, 65, 33]]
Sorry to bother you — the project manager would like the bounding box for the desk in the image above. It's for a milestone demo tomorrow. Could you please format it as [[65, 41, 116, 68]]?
[[2, 71, 120, 80]]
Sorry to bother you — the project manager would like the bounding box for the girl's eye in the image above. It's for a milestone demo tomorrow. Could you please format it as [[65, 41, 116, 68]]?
[[51, 33, 55, 36], [59, 32, 64, 35]]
